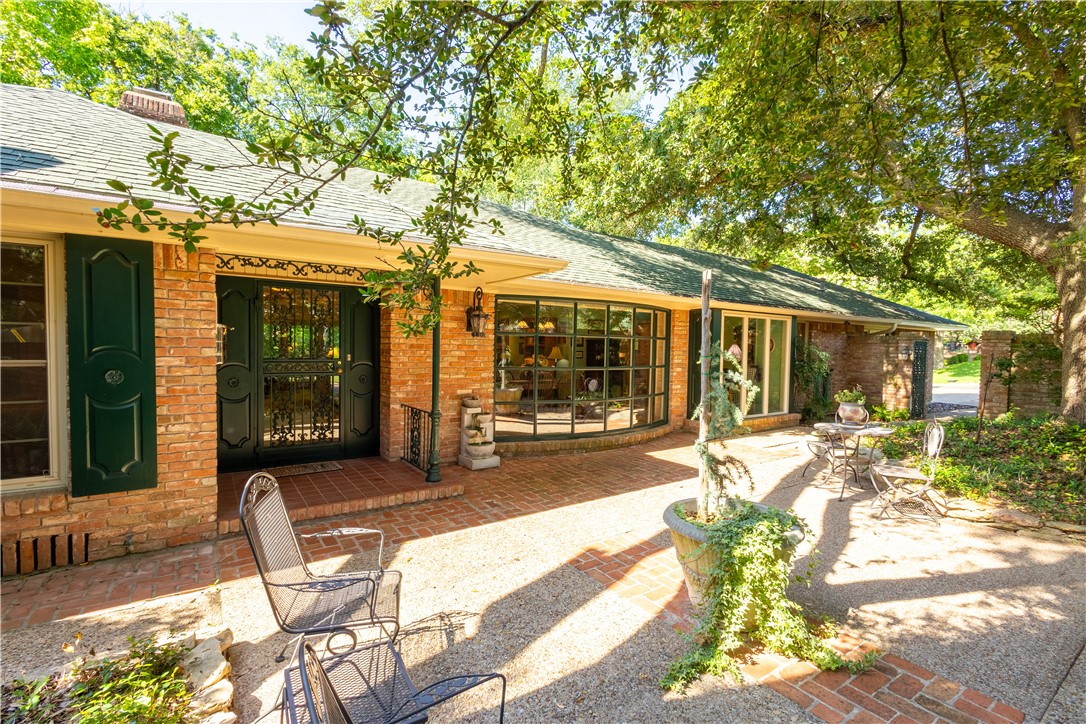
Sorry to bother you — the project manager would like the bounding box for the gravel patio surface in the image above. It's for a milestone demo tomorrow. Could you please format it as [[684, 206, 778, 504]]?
[[3, 427, 1082, 722]]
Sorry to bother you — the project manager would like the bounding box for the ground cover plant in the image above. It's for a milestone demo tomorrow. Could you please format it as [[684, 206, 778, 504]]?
[[881, 415, 1085, 524], [934, 357, 981, 384], [0, 635, 192, 724]]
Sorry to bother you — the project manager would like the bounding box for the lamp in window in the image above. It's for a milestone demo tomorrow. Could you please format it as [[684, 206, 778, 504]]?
[[548, 344, 569, 368], [465, 287, 489, 337], [727, 343, 743, 360]]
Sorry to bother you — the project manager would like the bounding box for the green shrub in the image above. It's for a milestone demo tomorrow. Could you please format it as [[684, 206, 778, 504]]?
[[881, 415, 1085, 524], [870, 405, 910, 422], [945, 352, 972, 365]]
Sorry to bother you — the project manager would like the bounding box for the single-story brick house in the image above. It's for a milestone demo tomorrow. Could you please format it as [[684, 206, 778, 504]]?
[[0, 85, 963, 573]]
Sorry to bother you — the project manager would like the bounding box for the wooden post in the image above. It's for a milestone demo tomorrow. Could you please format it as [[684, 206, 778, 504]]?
[[698, 270, 712, 518]]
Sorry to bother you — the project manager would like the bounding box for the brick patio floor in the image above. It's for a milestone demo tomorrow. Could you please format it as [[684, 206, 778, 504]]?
[[1, 432, 1029, 723]]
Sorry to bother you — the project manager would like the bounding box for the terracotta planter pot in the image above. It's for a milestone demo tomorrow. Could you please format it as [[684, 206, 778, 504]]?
[[663, 498, 805, 610]]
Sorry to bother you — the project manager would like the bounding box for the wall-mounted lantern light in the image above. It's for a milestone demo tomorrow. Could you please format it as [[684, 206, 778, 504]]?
[[900, 345, 913, 361], [466, 287, 489, 337]]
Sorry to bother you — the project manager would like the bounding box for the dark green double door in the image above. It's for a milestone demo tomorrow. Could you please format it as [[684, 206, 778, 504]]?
[[216, 277, 379, 471]]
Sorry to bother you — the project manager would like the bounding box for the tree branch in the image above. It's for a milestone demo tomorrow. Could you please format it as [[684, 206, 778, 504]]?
[[938, 2, 975, 190]]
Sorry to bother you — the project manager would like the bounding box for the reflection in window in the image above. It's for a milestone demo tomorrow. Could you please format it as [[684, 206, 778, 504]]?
[[495, 298, 669, 439]]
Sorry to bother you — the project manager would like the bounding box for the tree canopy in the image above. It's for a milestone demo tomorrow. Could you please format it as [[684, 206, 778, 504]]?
[[86, 1, 1085, 420]]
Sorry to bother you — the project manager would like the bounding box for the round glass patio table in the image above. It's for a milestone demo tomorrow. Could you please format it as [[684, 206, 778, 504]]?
[[812, 423, 895, 500]]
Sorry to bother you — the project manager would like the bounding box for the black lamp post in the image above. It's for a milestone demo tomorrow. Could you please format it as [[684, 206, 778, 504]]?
[[466, 287, 489, 336]]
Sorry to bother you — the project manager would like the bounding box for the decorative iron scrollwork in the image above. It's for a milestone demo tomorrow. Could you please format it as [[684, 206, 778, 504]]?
[[216, 254, 369, 282], [104, 369, 124, 386]]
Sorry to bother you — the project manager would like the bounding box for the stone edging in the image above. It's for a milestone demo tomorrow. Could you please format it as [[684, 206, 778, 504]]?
[[943, 498, 1086, 544]]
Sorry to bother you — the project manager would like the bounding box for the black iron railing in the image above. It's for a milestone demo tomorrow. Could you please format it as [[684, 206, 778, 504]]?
[[401, 404, 433, 472]]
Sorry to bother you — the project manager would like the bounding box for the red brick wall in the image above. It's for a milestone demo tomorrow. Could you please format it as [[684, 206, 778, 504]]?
[[1, 243, 219, 575], [808, 322, 848, 395], [382, 287, 494, 462], [980, 331, 1061, 419], [838, 329, 934, 413]]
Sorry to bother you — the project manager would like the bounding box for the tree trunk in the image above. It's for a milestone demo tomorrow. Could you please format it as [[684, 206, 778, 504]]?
[[1055, 252, 1086, 423], [697, 270, 712, 521]]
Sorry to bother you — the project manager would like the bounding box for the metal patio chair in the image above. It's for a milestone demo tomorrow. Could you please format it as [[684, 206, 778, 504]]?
[[869, 422, 947, 520], [240, 472, 402, 660], [285, 639, 507, 724]]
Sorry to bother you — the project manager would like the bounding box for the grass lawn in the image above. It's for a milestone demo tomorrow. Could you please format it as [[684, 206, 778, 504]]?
[[934, 357, 981, 384], [882, 415, 1086, 524]]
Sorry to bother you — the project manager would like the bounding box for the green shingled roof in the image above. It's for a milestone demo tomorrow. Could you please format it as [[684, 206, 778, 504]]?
[[0, 84, 962, 328]]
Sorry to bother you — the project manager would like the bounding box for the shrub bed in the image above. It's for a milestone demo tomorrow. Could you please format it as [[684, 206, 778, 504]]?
[[882, 414, 1085, 525]]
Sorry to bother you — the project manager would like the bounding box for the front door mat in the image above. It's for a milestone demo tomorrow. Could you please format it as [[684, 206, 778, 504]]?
[[264, 461, 344, 477]]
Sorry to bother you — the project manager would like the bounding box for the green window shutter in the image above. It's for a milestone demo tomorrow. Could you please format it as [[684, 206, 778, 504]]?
[[66, 235, 157, 496]]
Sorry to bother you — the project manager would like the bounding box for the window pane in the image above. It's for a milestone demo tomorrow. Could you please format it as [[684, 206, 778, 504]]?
[[606, 400, 632, 430], [495, 405, 535, 437], [721, 317, 744, 407], [536, 404, 572, 436], [574, 401, 606, 434], [749, 318, 767, 413], [608, 338, 631, 366], [583, 337, 606, 367], [575, 370, 605, 398], [538, 302, 573, 335], [576, 304, 607, 335], [538, 336, 573, 368], [2, 244, 48, 363], [655, 311, 668, 338], [655, 367, 666, 392], [768, 320, 786, 413], [633, 338, 652, 366], [656, 340, 667, 366], [652, 395, 666, 423], [496, 300, 536, 333], [633, 368, 650, 396], [632, 397, 649, 427], [607, 369, 631, 398], [538, 368, 573, 401], [634, 310, 653, 336], [1, 242, 50, 481], [609, 306, 633, 335]]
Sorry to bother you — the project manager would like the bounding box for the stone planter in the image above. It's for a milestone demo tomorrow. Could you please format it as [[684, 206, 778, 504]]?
[[835, 401, 868, 426], [466, 441, 496, 459], [663, 498, 804, 610]]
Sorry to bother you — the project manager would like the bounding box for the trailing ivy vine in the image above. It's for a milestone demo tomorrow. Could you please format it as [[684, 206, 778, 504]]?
[[662, 501, 876, 692]]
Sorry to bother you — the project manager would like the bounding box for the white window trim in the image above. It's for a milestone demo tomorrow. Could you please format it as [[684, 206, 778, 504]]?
[[1, 232, 67, 494]]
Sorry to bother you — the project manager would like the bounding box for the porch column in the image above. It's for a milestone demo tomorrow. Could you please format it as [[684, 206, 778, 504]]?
[[426, 278, 443, 482]]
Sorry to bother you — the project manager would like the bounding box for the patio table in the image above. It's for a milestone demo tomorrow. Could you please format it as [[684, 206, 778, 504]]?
[[813, 423, 895, 500]]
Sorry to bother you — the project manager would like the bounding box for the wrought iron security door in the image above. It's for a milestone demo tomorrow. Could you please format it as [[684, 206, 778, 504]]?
[[910, 340, 928, 419], [215, 277, 379, 471], [262, 285, 342, 450]]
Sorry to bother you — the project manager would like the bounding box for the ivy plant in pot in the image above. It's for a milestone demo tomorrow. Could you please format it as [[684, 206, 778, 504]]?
[[833, 385, 868, 426], [662, 282, 874, 691]]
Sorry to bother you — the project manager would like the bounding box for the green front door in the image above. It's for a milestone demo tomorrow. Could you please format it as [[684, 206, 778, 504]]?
[[215, 277, 379, 471]]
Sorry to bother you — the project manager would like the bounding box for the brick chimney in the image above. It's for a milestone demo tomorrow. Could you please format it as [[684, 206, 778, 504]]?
[[118, 87, 188, 127]]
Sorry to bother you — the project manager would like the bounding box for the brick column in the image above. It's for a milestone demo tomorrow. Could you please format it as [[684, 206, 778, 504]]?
[[980, 331, 1015, 419]]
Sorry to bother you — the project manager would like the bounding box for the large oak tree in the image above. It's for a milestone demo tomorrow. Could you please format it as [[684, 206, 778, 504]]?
[[99, 1, 1085, 421]]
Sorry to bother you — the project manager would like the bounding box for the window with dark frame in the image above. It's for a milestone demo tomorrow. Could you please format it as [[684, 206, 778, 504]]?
[[494, 297, 669, 440]]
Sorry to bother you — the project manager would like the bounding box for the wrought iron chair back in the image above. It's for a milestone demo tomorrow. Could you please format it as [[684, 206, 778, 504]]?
[[290, 640, 506, 724], [869, 421, 947, 519], [240, 472, 400, 641], [242, 473, 314, 622]]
